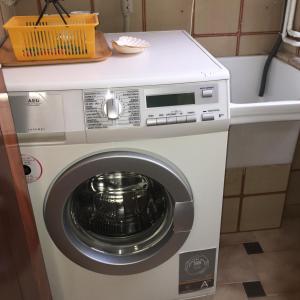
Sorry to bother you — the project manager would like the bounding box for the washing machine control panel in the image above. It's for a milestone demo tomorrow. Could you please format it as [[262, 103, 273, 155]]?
[[83, 81, 229, 129]]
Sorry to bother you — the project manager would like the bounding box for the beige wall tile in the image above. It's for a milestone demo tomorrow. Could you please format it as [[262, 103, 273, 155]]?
[[46, 0, 92, 14], [196, 36, 237, 57], [240, 193, 285, 231], [221, 197, 240, 233], [95, 0, 142, 33], [287, 171, 300, 204], [293, 1, 300, 31], [242, 0, 285, 32], [15, 0, 38, 15], [220, 231, 257, 247], [223, 168, 243, 196], [239, 34, 278, 56], [194, 0, 240, 34], [146, 0, 193, 32], [0, 3, 15, 21], [280, 42, 298, 55], [244, 165, 290, 194]]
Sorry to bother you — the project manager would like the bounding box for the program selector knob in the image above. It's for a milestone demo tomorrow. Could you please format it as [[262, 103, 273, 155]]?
[[103, 98, 122, 120]]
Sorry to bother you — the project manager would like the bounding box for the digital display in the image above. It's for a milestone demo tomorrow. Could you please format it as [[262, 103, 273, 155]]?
[[146, 93, 195, 108]]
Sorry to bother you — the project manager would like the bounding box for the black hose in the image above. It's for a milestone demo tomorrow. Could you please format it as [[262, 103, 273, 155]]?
[[258, 34, 282, 97], [258, 0, 288, 97]]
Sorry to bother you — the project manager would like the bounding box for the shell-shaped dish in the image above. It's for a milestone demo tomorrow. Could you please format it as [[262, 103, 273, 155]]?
[[112, 36, 150, 54]]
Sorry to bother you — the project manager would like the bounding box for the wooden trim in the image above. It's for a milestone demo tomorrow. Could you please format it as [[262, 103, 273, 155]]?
[[0, 69, 52, 300]]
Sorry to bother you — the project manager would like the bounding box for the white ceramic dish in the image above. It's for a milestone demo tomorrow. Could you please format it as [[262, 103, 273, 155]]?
[[112, 36, 150, 54]]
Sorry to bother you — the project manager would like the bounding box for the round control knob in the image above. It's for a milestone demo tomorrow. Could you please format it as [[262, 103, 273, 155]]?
[[103, 98, 122, 120]]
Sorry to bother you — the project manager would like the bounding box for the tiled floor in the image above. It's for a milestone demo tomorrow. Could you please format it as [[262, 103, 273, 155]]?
[[198, 217, 300, 300]]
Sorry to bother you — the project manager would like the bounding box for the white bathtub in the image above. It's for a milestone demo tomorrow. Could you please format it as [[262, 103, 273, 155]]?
[[218, 56, 300, 168]]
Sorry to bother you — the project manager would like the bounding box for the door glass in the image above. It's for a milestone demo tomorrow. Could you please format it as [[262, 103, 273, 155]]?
[[65, 171, 174, 255]]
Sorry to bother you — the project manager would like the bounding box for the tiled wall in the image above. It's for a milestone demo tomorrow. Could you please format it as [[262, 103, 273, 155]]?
[[0, 3, 15, 44], [286, 137, 300, 218], [9, 0, 300, 57], [222, 165, 291, 233]]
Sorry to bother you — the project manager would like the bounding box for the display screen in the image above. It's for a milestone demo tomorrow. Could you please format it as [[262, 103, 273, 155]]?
[[146, 93, 195, 108]]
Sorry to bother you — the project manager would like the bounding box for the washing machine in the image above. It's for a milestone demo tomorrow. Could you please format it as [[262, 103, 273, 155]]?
[[5, 31, 230, 300]]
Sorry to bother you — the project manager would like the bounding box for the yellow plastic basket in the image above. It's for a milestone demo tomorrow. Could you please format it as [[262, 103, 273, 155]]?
[[3, 14, 99, 61]]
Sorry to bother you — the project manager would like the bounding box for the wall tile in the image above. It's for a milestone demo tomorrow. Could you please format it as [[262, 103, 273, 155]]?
[[221, 197, 240, 233], [194, 0, 240, 35], [95, 0, 142, 33], [293, 1, 300, 31], [244, 165, 290, 194], [223, 168, 243, 196], [239, 34, 279, 56], [15, 0, 38, 15], [287, 171, 300, 204], [0, 3, 15, 22], [46, 0, 92, 14], [292, 135, 300, 170], [196, 36, 237, 57], [146, 0, 193, 32], [240, 194, 285, 231], [242, 0, 285, 32]]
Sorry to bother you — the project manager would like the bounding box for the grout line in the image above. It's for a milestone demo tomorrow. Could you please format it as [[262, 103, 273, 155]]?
[[224, 190, 287, 199], [236, 168, 246, 231], [236, 0, 245, 56], [193, 31, 280, 38], [142, 0, 147, 31], [193, 32, 238, 38], [191, 0, 196, 36]]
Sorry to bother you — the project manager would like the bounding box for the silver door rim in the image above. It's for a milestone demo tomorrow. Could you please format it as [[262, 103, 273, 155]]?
[[44, 150, 194, 275]]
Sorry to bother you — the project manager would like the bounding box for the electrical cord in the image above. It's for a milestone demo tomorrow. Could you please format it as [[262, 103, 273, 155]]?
[[258, 0, 288, 97]]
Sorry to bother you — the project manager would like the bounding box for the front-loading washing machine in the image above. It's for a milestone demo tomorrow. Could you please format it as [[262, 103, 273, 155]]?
[[5, 31, 230, 300]]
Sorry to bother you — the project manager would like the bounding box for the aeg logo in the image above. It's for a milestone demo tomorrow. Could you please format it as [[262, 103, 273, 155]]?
[[26, 93, 46, 106]]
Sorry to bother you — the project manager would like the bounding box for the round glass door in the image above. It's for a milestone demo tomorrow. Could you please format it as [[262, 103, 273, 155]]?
[[44, 151, 194, 275], [65, 171, 174, 255]]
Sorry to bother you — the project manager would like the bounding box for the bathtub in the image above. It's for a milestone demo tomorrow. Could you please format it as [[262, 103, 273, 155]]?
[[218, 56, 300, 168]]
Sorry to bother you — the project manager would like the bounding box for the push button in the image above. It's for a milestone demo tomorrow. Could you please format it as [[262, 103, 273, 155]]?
[[157, 117, 167, 125], [146, 118, 157, 126], [202, 113, 214, 121], [202, 88, 214, 98], [176, 116, 187, 123], [186, 115, 197, 123], [167, 116, 177, 124]]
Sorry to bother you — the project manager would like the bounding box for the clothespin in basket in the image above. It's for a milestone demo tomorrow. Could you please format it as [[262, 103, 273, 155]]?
[[36, 0, 70, 26]]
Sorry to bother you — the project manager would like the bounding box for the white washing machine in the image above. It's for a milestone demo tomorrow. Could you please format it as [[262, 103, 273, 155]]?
[[5, 31, 230, 300]]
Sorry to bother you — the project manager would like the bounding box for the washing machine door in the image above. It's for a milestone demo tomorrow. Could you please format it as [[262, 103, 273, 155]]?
[[44, 151, 194, 275]]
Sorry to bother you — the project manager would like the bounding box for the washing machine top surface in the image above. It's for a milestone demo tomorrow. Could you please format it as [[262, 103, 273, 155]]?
[[3, 31, 229, 92]]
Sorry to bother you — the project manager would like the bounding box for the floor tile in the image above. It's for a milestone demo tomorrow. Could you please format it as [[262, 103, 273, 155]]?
[[243, 242, 264, 255], [251, 292, 300, 299], [250, 250, 300, 294], [196, 283, 248, 300], [253, 218, 300, 252], [243, 281, 266, 297], [217, 245, 259, 284], [220, 231, 257, 247]]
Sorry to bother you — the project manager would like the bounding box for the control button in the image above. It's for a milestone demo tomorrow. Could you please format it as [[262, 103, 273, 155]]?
[[104, 98, 122, 120], [167, 116, 177, 124], [176, 116, 187, 123], [186, 115, 197, 123], [157, 117, 167, 125], [146, 118, 157, 126], [202, 113, 215, 121], [202, 88, 214, 98]]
